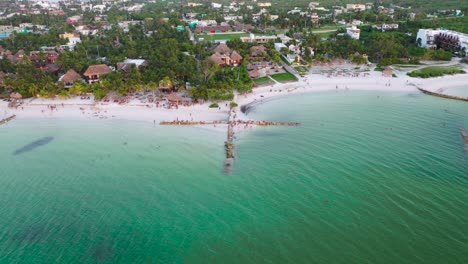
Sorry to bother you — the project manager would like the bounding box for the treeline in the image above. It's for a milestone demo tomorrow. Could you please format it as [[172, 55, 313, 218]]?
[[0, 28, 67, 52]]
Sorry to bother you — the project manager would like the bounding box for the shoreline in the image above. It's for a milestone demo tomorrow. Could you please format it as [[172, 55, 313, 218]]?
[[2, 70, 467, 127]]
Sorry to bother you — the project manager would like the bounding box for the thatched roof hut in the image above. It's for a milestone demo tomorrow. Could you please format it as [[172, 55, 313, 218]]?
[[230, 50, 243, 61], [83, 64, 111, 77], [10, 92, 22, 100], [62, 69, 82, 84], [167, 93, 183, 103], [382, 66, 393, 77], [213, 43, 232, 54]]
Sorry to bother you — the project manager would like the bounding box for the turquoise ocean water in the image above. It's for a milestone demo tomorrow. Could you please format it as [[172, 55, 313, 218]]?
[[443, 86, 468, 97], [0, 90, 467, 263]]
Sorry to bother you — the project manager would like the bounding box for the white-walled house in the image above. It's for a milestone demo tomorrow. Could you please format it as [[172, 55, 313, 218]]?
[[346, 26, 360, 40]]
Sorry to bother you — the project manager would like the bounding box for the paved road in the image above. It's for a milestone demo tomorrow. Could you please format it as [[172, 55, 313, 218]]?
[[310, 29, 338, 34]]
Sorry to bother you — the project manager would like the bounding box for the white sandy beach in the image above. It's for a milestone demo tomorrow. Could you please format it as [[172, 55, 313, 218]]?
[[1, 66, 467, 127]]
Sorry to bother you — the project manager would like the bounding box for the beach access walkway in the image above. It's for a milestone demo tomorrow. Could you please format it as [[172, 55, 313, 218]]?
[[267, 75, 280, 84]]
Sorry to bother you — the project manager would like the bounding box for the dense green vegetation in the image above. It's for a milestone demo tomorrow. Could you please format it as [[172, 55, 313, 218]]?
[[407, 66, 466, 78], [1, 21, 254, 100]]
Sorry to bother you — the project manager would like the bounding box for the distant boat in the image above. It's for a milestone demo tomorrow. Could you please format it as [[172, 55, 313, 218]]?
[[13, 137, 54, 155]]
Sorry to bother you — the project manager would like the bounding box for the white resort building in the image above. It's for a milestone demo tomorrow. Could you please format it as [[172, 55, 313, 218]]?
[[346, 26, 361, 40], [241, 33, 277, 44], [416, 29, 468, 55]]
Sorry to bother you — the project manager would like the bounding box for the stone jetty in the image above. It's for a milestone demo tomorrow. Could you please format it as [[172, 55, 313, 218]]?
[[160, 120, 299, 126], [0, 115, 16, 125], [160, 110, 299, 174], [224, 110, 236, 174], [160, 120, 227, 125], [417, 87, 468, 102]]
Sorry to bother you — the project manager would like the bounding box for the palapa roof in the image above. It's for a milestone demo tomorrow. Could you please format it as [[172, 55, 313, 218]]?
[[230, 50, 243, 60], [382, 67, 393, 76], [213, 43, 231, 54], [117, 59, 148, 72], [116, 63, 133, 72], [83, 64, 111, 76], [210, 53, 226, 65], [45, 63, 60, 73], [249, 70, 261, 79], [10, 92, 22, 100], [251, 45, 267, 53], [167, 93, 183, 102], [62, 69, 82, 83]]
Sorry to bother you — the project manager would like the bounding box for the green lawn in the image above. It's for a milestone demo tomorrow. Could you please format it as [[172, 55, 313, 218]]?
[[407, 65, 466, 78], [197, 33, 249, 42], [253, 77, 274, 85], [270, 72, 298, 82]]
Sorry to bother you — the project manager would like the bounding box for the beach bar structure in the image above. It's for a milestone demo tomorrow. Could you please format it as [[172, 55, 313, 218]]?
[[83, 64, 111, 84]]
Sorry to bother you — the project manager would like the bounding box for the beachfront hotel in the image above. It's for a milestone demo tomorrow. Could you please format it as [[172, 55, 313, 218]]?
[[416, 29, 468, 55]]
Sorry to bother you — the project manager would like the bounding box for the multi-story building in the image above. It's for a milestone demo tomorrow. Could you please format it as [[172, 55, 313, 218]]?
[[346, 4, 366, 12], [417, 29, 468, 55]]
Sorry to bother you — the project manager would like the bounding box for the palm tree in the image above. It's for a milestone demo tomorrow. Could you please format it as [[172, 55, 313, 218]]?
[[159, 76, 174, 91], [27, 83, 40, 97], [146, 81, 158, 97]]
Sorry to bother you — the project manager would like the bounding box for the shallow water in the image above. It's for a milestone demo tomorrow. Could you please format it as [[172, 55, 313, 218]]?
[[443, 86, 468, 97], [0, 90, 467, 263]]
